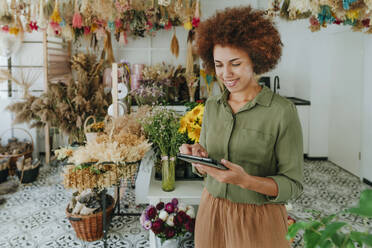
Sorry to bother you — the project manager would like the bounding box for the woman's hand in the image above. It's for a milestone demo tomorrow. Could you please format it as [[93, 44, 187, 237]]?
[[179, 143, 208, 175], [196, 159, 251, 188]]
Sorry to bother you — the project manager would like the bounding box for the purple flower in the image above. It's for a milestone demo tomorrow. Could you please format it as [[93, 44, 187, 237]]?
[[156, 201, 165, 210], [143, 220, 152, 230], [165, 202, 174, 214], [171, 198, 178, 207], [164, 226, 176, 239], [151, 219, 164, 234], [146, 206, 157, 220]]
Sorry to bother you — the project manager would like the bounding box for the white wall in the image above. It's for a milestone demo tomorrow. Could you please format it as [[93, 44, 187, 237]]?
[[362, 36, 372, 182], [327, 32, 364, 176]]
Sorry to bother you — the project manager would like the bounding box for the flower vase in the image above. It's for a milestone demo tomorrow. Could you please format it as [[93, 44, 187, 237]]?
[[156, 236, 180, 248], [161, 156, 175, 192]]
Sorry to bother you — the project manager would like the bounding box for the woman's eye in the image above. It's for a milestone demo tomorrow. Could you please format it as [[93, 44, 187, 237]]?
[[232, 63, 241, 67], [215, 64, 223, 68]]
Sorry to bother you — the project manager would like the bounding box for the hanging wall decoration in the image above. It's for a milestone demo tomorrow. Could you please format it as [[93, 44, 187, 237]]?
[[267, 0, 372, 33], [0, 0, 201, 44]]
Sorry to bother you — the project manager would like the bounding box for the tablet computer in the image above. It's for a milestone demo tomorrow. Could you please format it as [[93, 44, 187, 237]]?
[[176, 153, 228, 170]]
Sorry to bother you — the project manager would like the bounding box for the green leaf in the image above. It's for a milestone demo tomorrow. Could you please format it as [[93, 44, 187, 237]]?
[[303, 229, 321, 248], [286, 222, 311, 240], [318, 239, 333, 248], [321, 214, 336, 225], [331, 232, 347, 247], [346, 189, 372, 217], [350, 231, 372, 246], [345, 239, 355, 248], [317, 222, 347, 245]]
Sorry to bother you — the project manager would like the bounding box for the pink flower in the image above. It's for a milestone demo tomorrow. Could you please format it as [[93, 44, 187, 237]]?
[[165, 202, 174, 213], [146, 206, 157, 219], [156, 201, 165, 210], [151, 219, 164, 234], [115, 19, 122, 28], [143, 220, 152, 230]]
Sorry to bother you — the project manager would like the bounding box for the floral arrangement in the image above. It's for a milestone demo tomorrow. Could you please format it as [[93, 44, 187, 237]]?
[[140, 198, 196, 243], [267, 0, 372, 33], [141, 107, 187, 158], [0, 0, 201, 43], [179, 104, 204, 143], [62, 106, 152, 191], [7, 53, 111, 143]]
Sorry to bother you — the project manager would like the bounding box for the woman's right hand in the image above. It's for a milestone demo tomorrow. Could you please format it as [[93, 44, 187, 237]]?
[[179, 143, 208, 175]]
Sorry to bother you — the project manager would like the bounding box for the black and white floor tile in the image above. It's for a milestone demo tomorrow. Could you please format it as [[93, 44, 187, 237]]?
[[0, 160, 371, 248]]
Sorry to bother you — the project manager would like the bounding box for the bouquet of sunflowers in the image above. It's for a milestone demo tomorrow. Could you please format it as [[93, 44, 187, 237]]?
[[178, 104, 204, 143]]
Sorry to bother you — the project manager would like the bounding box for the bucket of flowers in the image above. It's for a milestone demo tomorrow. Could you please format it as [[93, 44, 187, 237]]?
[[140, 198, 196, 248]]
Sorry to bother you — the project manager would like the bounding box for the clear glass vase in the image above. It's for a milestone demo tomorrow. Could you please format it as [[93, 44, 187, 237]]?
[[161, 157, 175, 192]]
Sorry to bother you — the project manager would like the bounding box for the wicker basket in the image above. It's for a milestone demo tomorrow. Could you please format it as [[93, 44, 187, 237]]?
[[66, 195, 114, 242], [16, 161, 40, 184], [63, 161, 140, 191], [0, 128, 34, 182]]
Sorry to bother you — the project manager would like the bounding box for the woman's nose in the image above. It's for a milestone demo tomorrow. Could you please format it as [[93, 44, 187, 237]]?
[[222, 66, 233, 78]]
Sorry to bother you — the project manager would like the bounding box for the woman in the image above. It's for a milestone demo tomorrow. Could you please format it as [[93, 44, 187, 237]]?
[[179, 6, 303, 248]]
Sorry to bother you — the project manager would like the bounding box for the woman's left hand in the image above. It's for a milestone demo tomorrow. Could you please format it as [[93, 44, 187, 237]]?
[[194, 159, 251, 188]]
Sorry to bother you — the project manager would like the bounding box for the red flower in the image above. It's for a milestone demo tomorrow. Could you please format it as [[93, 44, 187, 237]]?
[[196, 99, 205, 104], [151, 219, 164, 234], [29, 21, 38, 31], [165, 202, 174, 213], [146, 21, 153, 30], [174, 211, 187, 227], [164, 227, 176, 239], [333, 19, 342, 25], [362, 19, 370, 28], [156, 202, 165, 211], [171, 198, 178, 207], [164, 20, 172, 30], [310, 16, 319, 26], [2, 25, 9, 32], [84, 26, 91, 35], [185, 218, 195, 233], [192, 17, 200, 28], [146, 206, 157, 219]]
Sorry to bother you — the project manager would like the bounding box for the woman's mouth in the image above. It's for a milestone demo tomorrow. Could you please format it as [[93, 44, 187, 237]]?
[[224, 79, 238, 88]]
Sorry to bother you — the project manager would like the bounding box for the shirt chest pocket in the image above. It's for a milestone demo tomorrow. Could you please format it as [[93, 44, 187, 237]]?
[[231, 128, 275, 166]]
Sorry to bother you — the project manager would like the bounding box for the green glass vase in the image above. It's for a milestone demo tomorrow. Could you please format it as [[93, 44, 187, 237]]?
[[161, 157, 175, 192]]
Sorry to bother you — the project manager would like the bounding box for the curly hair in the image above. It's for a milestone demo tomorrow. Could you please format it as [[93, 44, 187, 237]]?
[[195, 6, 283, 74]]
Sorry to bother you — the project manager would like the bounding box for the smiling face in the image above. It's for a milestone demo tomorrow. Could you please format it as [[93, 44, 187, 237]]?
[[213, 45, 257, 94]]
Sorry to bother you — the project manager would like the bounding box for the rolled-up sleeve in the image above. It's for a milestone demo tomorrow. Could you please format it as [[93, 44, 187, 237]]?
[[267, 103, 304, 203], [192, 102, 208, 177]]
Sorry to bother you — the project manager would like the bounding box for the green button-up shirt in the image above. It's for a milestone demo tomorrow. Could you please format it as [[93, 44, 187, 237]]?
[[195, 86, 304, 205]]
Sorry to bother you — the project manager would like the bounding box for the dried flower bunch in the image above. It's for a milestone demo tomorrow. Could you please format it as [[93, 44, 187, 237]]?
[[131, 63, 200, 105], [7, 53, 111, 143], [0, 138, 32, 156], [62, 107, 152, 191], [67, 189, 113, 216], [140, 198, 196, 243], [54, 147, 74, 161]]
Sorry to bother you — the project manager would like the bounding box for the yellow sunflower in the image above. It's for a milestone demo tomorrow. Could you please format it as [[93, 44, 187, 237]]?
[[189, 126, 201, 142], [178, 116, 187, 133]]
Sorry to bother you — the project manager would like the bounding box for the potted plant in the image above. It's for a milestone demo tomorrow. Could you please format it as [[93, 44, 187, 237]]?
[[287, 189, 372, 247], [140, 198, 196, 247], [141, 107, 187, 191]]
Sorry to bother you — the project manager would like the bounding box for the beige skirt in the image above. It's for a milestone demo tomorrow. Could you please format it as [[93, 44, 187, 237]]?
[[195, 188, 290, 248]]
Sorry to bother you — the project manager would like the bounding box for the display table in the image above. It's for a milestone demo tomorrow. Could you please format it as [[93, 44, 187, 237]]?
[[147, 166, 204, 248]]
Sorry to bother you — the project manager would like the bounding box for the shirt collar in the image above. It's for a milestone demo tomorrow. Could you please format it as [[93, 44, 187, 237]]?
[[217, 86, 273, 107]]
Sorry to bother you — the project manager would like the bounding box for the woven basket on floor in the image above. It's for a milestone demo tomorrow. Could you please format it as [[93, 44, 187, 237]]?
[[66, 195, 114, 242]]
